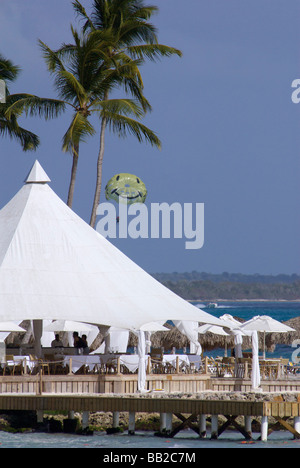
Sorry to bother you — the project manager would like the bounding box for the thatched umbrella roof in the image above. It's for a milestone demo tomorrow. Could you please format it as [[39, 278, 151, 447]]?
[[8, 315, 300, 354], [265, 316, 299, 350]]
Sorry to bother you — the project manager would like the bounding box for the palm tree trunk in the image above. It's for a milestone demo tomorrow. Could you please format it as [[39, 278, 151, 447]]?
[[67, 145, 79, 208], [90, 115, 107, 228]]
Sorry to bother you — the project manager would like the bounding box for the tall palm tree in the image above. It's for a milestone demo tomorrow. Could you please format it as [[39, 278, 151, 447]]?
[[72, 0, 182, 227], [38, 26, 160, 208]]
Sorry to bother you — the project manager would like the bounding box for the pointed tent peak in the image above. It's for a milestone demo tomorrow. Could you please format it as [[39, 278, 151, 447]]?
[[25, 160, 51, 184]]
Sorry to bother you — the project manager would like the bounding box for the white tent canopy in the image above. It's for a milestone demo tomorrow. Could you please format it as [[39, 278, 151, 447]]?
[[43, 320, 95, 333], [0, 160, 229, 332], [0, 321, 26, 332]]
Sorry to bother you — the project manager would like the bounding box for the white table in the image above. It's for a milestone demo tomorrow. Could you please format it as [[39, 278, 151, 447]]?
[[99, 354, 148, 373], [3, 356, 36, 374], [162, 354, 190, 368], [187, 355, 203, 370], [63, 355, 101, 373], [63, 354, 202, 374]]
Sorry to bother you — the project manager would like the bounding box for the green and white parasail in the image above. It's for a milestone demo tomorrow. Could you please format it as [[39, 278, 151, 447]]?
[[105, 173, 147, 205]]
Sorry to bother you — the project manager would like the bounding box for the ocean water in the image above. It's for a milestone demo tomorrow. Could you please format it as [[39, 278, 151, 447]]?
[[1, 301, 300, 450], [194, 300, 300, 360], [0, 428, 299, 449]]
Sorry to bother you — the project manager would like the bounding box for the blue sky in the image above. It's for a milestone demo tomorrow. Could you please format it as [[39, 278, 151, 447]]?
[[0, 0, 299, 275]]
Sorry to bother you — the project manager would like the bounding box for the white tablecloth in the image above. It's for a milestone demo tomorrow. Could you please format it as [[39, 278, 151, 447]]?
[[187, 355, 202, 369], [119, 355, 148, 373], [64, 356, 101, 372], [63, 354, 202, 373], [162, 354, 190, 368], [4, 356, 36, 372]]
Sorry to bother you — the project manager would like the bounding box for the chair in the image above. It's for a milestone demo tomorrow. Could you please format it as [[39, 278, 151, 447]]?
[[28, 354, 50, 375], [150, 348, 164, 374], [43, 354, 54, 375], [3, 355, 15, 375], [221, 357, 235, 377]]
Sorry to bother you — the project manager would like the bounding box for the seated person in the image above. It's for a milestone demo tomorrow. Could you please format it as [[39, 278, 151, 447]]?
[[51, 334, 63, 348], [73, 332, 89, 355], [81, 334, 90, 355]]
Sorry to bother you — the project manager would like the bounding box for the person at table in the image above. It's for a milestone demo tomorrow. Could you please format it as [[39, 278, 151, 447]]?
[[73, 332, 87, 354], [81, 335, 90, 355], [51, 334, 63, 348], [73, 331, 81, 354]]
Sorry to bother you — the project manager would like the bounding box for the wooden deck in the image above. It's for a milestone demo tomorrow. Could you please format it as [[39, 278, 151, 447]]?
[[0, 392, 300, 440], [1, 373, 300, 395]]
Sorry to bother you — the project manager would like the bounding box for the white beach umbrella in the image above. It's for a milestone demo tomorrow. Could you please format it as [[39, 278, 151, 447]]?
[[219, 314, 247, 358], [197, 324, 229, 356], [239, 315, 296, 359], [138, 322, 169, 332], [219, 314, 244, 329], [43, 320, 95, 333], [197, 324, 229, 336]]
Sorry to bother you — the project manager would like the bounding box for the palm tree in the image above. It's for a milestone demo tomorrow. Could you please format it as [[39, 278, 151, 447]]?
[[38, 26, 160, 209], [1, 53, 65, 152], [72, 0, 182, 227], [0, 54, 40, 151]]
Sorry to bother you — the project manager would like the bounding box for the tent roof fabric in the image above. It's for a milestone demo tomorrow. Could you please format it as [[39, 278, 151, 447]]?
[[0, 160, 227, 330]]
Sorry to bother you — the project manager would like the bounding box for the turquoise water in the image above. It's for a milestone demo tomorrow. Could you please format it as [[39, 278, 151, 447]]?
[[195, 301, 300, 360], [1, 301, 300, 449]]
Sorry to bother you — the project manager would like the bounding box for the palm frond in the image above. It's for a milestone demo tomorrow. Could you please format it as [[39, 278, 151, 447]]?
[[92, 97, 145, 118], [0, 115, 39, 151], [62, 111, 96, 154], [4, 94, 66, 120], [54, 70, 88, 105], [0, 54, 21, 83], [128, 44, 182, 61], [105, 112, 161, 148], [72, 0, 95, 32], [38, 40, 66, 73]]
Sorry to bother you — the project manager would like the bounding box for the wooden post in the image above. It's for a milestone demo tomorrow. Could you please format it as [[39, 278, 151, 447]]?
[[82, 411, 90, 430], [261, 416, 268, 441], [38, 368, 43, 395], [36, 410, 43, 423], [160, 413, 166, 433], [199, 414, 207, 438], [113, 411, 120, 428], [23, 358, 27, 375], [294, 416, 300, 437], [211, 415, 218, 439], [117, 357, 121, 375], [160, 413, 172, 434], [244, 361, 248, 379], [147, 356, 151, 374], [277, 362, 281, 379], [204, 356, 208, 374], [68, 357, 72, 375], [244, 416, 252, 438], [176, 356, 180, 374], [128, 412, 136, 435]]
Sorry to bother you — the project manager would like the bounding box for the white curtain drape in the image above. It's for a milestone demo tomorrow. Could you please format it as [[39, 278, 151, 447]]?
[[137, 330, 146, 392], [251, 330, 261, 390], [173, 320, 202, 355]]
